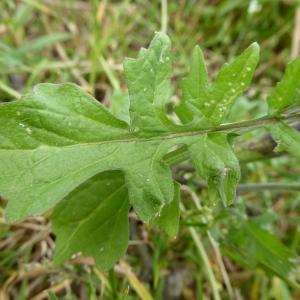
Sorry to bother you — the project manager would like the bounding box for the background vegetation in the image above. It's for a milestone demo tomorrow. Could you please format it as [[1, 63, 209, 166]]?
[[1, 0, 300, 299]]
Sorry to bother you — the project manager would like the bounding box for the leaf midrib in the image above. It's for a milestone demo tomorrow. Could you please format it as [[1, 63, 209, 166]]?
[[0, 115, 278, 152]]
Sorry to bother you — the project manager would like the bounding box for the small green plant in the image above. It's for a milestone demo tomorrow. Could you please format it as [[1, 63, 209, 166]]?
[[0, 32, 299, 276]]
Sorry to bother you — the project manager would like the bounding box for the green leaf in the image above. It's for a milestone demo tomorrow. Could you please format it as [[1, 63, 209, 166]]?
[[269, 121, 300, 160], [0, 77, 180, 223], [173, 43, 257, 206], [188, 133, 240, 206], [3, 32, 299, 272], [152, 182, 180, 237], [0, 83, 177, 223], [0, 32, 256, 224], [0, 82, 133, 222], [109, 90, 130, 124], [51, 171, 129, 271], [175, 46, 208, 124], [0, 33, 268, 272], [268, 57, 300, 115], [177, 42, 259, 127], [182, 46, 209, 100], [221, 220, 296, 280], [124, 32, 173, 132]]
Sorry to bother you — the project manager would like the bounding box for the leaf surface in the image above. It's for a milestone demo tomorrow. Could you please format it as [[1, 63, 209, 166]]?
[[0, 33, 271, 269], [152, 182, 180, 237], [268, 57, 300, 115], [109, 90, 130, 124], [269, 121, 300, 160], [124, 33, 173, 132], [51, 171, 129, 271], [0, 33, 257, 223], [222, 220, 296, 280], [189, 133, 240, 206], [176, 42, 259, 127], [175, 46, 208, 123]]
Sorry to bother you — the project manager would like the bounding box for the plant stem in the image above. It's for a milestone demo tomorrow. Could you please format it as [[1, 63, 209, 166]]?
[[98, 55, 120, 91], [189, 227, 221, 300], [161, 0, 168, 33], [182, 185, 234, 299], [0, 81, 21, 99], [181, 203, 221, 300], [164, 113, 300, 166]]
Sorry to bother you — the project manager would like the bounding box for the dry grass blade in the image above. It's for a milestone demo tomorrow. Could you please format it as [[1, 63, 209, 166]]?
[[117, 261, 154, 300]]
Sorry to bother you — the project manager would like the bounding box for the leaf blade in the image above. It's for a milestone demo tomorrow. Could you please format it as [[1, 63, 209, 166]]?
[[124, 32, 172, 132], [152, 182, 180, 237], [181, 43, 259, 127], [268, 56, 300, 115], [189, 133, 240, 206], [51, 171, 129, 271], [222, 220, 296, 280], [176, 46, 209, 124], [269, 121, 300, 160]]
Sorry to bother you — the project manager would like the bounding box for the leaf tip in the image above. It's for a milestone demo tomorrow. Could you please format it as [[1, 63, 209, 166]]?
[[153, 30, 169, 40], [151, 31, 171, 47], [249, 42, 260, 56], [192, 45, 205, 60]]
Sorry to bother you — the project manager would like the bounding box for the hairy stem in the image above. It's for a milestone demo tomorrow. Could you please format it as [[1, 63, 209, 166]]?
[[164, 113, 300, 166]]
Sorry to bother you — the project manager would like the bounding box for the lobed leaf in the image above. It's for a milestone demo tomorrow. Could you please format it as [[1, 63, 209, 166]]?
[[176, 42, 259, 127], [124, 32, 174, 132], [4, 32, 292, 271], [0, 33, 255, 225]]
